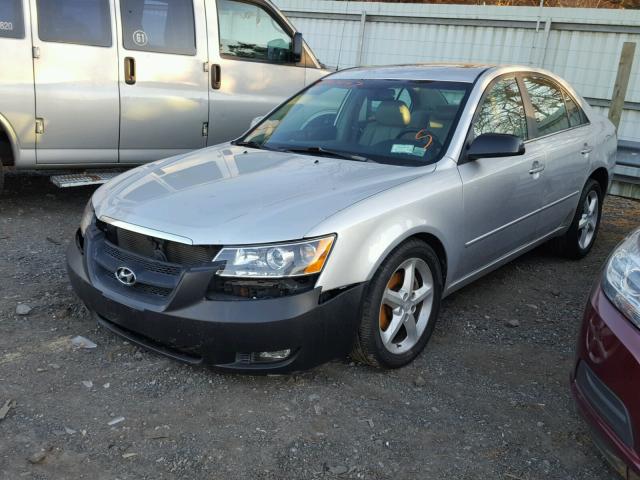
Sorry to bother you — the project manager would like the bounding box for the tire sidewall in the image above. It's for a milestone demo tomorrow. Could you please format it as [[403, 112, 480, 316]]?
[[362, 241, 443, 368], [571, 179, 603, 257]]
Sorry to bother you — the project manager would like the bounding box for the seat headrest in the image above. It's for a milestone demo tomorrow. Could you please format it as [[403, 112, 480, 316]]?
[[375, 101, 411, 127]]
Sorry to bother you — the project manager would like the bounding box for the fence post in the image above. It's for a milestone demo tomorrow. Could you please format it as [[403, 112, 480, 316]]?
[[609, 42, 636, 131], [356, 11, 367, 66]]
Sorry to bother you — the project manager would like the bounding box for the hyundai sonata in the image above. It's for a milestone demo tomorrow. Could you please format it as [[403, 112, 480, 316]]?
[[67, 64, 616, 372]]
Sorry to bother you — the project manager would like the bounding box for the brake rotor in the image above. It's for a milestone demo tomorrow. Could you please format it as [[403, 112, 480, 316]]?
[[379, 270, 404, 331]]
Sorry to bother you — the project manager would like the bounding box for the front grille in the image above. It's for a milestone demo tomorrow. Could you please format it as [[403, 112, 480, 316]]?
[[103, 242, 181, 277], [98, 268, 174, 298], [96, 219, 220, 266]]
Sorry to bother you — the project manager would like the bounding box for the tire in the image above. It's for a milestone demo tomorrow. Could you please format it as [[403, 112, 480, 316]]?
[[351, 239, 443, 369], [0, 159, 4, 195], [551, 178, 603, 259]]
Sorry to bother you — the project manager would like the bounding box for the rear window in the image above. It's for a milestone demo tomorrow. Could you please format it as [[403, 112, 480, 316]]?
[[0, 0, 25, 39]]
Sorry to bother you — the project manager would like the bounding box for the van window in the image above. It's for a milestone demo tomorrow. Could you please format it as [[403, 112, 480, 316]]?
[[36, 0, 112, 47], [218, 0, 293, 64], [0, 0, 25, 39], [524, 76, 570, 137], [121, 0, 196, 56]]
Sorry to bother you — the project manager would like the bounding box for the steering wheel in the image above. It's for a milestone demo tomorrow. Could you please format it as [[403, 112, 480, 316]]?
[[395, 128, 442, 151]]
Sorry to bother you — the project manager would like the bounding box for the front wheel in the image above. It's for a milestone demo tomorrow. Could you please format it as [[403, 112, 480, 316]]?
[[551, 179, 603, 259], [351, 239, 443, 368]]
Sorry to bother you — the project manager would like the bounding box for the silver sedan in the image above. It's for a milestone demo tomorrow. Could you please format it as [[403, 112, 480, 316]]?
[[68, 64, 617, 371]]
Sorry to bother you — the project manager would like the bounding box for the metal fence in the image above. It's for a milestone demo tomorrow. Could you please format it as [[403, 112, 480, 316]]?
[[274, 0, 640, 152]]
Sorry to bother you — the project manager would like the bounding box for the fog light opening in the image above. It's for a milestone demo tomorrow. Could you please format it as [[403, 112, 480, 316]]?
[[252, 349, 292, 363]]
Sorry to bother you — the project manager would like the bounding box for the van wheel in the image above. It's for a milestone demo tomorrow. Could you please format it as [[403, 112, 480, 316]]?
[[0, 160, 4, 195], [551, 179, 602, 259], [351, 239, 442, 369]]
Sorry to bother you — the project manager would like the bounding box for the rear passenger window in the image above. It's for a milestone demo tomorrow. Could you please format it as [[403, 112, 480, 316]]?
[[524, 77, 570, 137], [473, 77, 528, 140], [218, 0, 293, 63], [563, 91, 588, 128], [0, 0, 25, 39], [37, 0, 112, 47], [121, 0, 196, 55]]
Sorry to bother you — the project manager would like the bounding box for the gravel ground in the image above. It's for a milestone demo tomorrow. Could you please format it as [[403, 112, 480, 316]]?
[[1, 173, 639, 480]]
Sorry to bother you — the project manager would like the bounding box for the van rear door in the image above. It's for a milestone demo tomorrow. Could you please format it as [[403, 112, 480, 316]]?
[[116, 0, 209, 164], [205, 0, 308, 145], [30, 0, 119, 165]]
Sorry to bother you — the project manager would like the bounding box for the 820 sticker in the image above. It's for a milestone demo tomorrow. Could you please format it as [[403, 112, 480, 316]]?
[[0, 21, 14, 31]]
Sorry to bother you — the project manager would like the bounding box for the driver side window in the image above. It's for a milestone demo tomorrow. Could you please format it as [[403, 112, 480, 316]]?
[[473, 77, 528, 140], [217, 0, 293, 64]]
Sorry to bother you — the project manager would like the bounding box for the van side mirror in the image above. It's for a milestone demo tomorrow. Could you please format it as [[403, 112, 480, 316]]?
[[467, 133, 525, 160], [292, 32, 303, 63]]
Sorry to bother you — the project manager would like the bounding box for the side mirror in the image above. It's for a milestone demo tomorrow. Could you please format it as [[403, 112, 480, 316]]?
[[292, 32, 303, 63], [466, 133, 525, 160], [250, 116, 264, 128]]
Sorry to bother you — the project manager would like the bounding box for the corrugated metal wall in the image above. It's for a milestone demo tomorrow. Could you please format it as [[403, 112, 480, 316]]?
[[273, 0, 640, 147]]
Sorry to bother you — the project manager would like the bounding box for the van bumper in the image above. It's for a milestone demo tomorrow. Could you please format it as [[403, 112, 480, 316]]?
[[67, 232, 364, 373]]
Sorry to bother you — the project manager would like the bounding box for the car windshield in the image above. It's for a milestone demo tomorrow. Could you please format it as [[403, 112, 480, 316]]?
[[239, 78, 472, 166]]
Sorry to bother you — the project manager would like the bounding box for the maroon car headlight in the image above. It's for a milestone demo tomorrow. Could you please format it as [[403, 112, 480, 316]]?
[[602, 227, 640, 327]]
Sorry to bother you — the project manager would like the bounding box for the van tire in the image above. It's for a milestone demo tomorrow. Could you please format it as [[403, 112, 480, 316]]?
[[351, 239, 442, 369], [0, 159, 4, 195]]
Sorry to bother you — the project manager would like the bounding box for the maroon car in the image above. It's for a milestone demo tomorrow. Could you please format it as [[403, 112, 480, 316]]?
[[572, 227, 640, 479]]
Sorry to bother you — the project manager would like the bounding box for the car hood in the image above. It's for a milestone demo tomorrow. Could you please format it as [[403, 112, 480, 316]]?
[[93, 145, 433, 245]]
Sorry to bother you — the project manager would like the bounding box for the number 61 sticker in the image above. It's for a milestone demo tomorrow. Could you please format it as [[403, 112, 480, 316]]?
[[132, 30, 148, 46]]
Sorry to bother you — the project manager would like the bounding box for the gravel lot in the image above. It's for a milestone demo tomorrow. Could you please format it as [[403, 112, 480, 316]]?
[[1, 173, 639, 480]]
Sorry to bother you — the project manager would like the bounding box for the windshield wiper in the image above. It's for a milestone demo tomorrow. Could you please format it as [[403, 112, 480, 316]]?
[[232, 140, 283, 152], [284, 146, 374, 163]]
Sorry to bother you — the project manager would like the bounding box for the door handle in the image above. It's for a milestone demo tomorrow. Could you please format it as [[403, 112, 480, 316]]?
[[124, 57, 136, 85], [211, 64, 221, 90], [581, 146, 593, 155], [529, 161, 545, 175]]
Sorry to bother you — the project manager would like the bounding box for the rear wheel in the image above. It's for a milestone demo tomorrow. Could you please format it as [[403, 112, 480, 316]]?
[[551, 179, 602, 259], [351, 240, 442, 368]]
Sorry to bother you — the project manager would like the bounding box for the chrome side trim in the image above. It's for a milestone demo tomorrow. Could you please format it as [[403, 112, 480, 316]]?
[[448, 225, 566, 294], [465, 190, 579, 247], [99, 216, 194, 245]]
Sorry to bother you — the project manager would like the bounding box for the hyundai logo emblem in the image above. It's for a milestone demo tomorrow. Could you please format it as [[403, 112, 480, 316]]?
[[115, 266, 137, 286]]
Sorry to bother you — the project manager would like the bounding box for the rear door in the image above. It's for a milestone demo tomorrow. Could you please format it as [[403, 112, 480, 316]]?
[[116, 0, 209, 163], [206, 0, 306, 145], [458, 75, 546, 275], [30, 0, 119, 164], [521, 75, 591, 235]]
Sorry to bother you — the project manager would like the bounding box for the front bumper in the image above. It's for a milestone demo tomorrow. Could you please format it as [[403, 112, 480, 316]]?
[[67, 229, 365, 373], [571, 286, 640, 479]]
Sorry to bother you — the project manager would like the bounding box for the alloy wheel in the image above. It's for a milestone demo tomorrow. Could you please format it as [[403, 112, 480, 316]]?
[[378, 258, 434, 354], [578, 190, 599, 250]]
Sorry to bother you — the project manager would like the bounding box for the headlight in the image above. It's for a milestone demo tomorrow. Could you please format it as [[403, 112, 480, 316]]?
[[213, 236, 335, 278], [602, 228, 640, 327], [79, 199, 95, 235]]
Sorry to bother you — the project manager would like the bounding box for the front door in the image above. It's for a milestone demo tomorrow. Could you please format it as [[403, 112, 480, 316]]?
[[30, 0, 119, 164], [206, 0, 307, 145], [116, 0, 209, 164], [458, 75, 545, 276]]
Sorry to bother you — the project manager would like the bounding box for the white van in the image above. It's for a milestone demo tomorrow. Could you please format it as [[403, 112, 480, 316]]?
[[0, 0, 329, 188]]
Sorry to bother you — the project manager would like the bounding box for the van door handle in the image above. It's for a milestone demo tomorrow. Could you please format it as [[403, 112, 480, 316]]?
[[211, 64, 221, 90], [529, 161, 545, 175], [124, 57, 136, 85]]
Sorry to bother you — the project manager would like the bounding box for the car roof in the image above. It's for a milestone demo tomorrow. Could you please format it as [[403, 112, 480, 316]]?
[[329, 63, 500, 83]]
